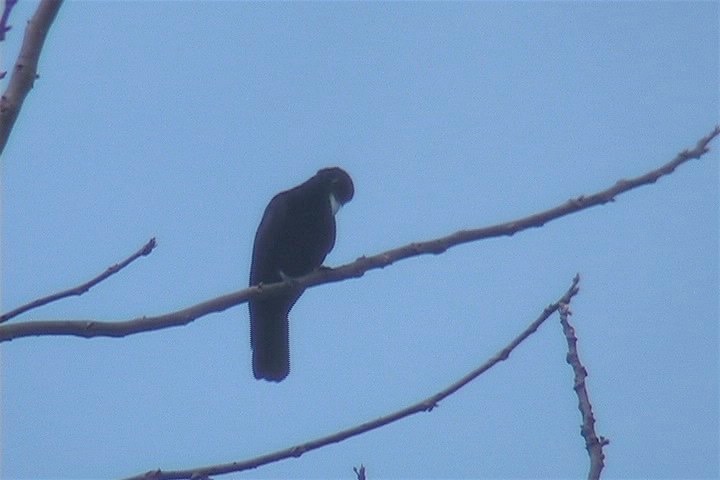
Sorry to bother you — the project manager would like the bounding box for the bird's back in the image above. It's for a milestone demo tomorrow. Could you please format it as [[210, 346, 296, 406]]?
[[248, 177, 337, 381]]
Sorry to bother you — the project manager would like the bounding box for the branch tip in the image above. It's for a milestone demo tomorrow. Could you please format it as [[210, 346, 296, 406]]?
[[353, 464, 366, 480], [141, 237, 157, 255], [0, 237, 159, 323]]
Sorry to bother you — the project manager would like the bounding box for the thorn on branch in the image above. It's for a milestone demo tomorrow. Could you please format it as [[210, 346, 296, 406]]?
[[189, 473, 212, 480], [504, 223, 518, 235], [141, 469, 162, 480], [497, 348, 511, 361], [428, 242, 448, 254], [290, 445, 306, 457], [615, 179, 629, 189]]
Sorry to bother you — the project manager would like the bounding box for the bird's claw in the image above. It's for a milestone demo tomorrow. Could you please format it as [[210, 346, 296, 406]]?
[[279, 270, 301, 289]]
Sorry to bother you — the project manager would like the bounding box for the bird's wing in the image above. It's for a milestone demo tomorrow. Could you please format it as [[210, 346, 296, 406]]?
[[249, 192, 288, 286], [249, 191, 295, 382]]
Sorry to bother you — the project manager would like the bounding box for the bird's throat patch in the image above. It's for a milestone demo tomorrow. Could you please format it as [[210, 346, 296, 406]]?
[[330, 193, 341, 215]]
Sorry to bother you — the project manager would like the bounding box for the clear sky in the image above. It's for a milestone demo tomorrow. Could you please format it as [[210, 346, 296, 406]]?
[[1, 2, 718, 479]]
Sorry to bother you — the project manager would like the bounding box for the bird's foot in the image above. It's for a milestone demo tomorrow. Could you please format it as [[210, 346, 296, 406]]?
[[278, 270, 301, 289]]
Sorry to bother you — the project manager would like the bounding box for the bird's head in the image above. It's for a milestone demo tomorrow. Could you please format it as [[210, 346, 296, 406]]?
[[317, 167, 354, 214]]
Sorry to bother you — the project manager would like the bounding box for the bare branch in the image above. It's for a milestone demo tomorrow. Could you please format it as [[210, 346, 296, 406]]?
[[0, 0, 19, 42], [559, 303, 609, 480], [0, 238, 157, 324], [0, 0, 63, 155], [353, 464, 366, 480], [0, 282, 257, 341], [0, 128, 716, 343], [122, 276, 580, 480]]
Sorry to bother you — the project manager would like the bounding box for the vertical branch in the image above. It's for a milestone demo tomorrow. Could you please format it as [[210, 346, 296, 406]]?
[[0, 0, 63, 155], [559, 302, 609, 480]]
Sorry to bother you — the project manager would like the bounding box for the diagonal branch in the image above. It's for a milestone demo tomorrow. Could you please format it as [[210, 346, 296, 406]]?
[[0, 0, 19, 43], [0, 0, 63, 155], [559, 303, 609, 480], [122, 276, 581, 480], [0, 238, 157, 324], [0, 127, 717, 343]]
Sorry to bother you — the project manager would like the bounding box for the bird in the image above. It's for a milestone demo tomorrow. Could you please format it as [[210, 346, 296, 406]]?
[[249, 167, 354, 382]]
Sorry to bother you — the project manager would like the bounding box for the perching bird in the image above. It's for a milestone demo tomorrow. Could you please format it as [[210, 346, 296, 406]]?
[[249, 167, 354, 382]]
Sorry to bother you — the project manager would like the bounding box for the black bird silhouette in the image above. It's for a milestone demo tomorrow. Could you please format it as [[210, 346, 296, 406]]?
[[249, 167, 354, 382]]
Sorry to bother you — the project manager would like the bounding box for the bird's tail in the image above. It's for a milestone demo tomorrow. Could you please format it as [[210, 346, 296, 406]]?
[[249, 299, 290, 382]]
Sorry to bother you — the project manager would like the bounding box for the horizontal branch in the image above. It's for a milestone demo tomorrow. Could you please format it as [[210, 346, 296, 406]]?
[[123, 275, 581, 480], [0, 238, 157, 323], [0, 126, 717, 343], [0, 0, 63, 155]]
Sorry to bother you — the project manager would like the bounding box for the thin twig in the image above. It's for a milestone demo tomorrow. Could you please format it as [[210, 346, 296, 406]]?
[[353, 464, 366, 480], [0, 0, 63, 154], [0, 0, 19, 42], [0, 128, 716, 343], [0, 238, 157, 323], [122, 276, 581, 480], [559, 303, 608, 480]]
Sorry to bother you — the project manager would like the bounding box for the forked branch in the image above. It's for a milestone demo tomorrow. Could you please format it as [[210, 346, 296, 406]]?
[[122, 276, 580, 480], [0, 127, 716, 343]]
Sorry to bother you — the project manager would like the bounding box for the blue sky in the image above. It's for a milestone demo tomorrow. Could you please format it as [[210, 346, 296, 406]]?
[[1, 2, 718, 479]]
